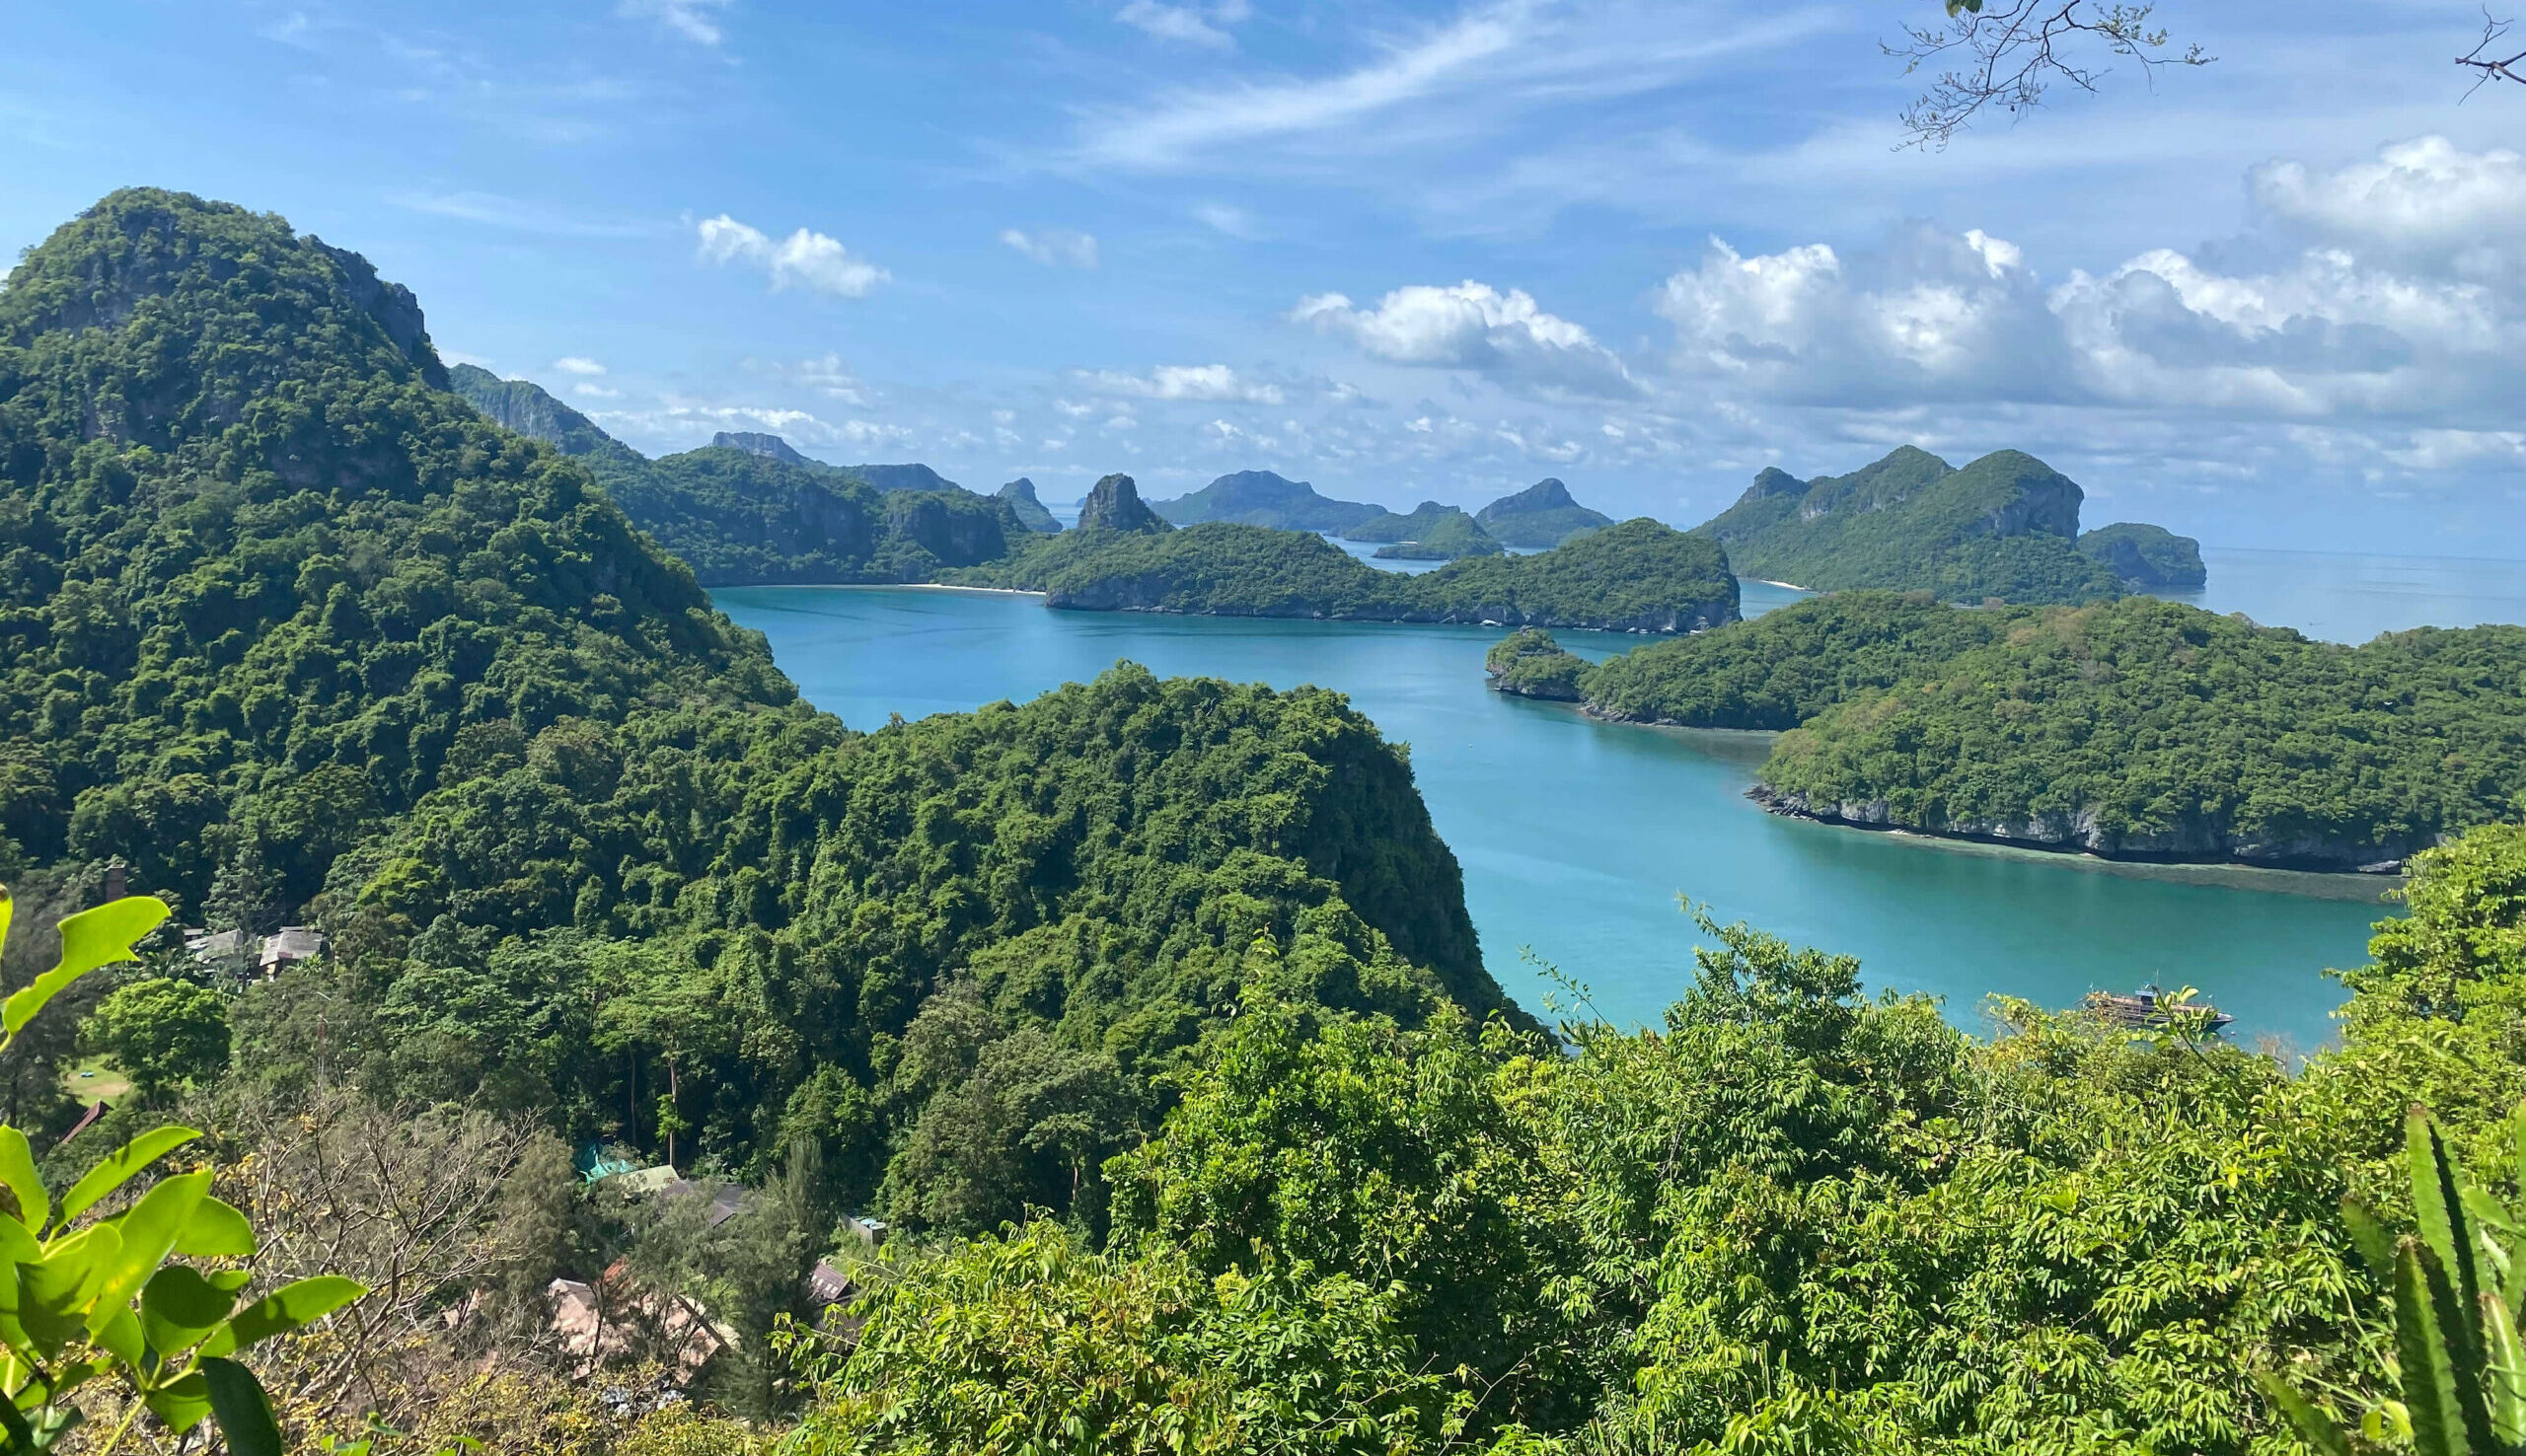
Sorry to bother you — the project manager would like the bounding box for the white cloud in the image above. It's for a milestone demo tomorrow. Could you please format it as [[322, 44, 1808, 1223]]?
[[571, 382, 621, 399], [554, 356, 607, 376], [1000, 228, 1100, 267], [1657, 190, 2523, 424], [799, 355, 868, 404], [696, 215, 889, 297], [618, 0, 733, 45], [1115, 0, 1249, 48], [1193, 203, 1261, 239], [1072, 1, 1825, 173], [1297, 280, 1636, 397], [1087, 363, 1286, 403], [2251, 136, 2526, 258]]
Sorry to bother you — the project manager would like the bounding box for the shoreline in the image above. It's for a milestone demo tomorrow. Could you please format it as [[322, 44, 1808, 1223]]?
[[1750, 797, 2402, 902]]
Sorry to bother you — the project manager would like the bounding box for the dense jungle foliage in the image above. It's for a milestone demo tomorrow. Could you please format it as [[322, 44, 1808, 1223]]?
[[447, 369, 1028, 586], [2078, 521, 2208, 590], [1693, 447, 2134, 604], [787, 816, 2526, 1455], [1561, 592, 2526, 869], [1758, 597, 2526, 868], [0, 189, 1502, 1219], [967, 516, 1740, 632], [21, 186, 2526, 1456], [1579, 591, 2024, 728], [1483, 626, 1587, 699], [1373, 506, 1504, 560]]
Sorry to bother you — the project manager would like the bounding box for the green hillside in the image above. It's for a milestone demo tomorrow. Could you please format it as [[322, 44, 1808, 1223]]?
[[1149, 470, 1385, 531], [970, 513, 1737, 632], [1345, 501, 1504, 559], [2080, 520, 2207, 588], [1473, 476, 1615, 547], [446, 368, 1027, 584], [1692, 447, 2134, 604], [0, 186, 1506, 1201]]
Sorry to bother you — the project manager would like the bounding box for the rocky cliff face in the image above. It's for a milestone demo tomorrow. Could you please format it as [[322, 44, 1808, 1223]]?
[[1077, 473, 1174, 534], [884, 492, 1011, 566], [714, 431, 815, 467], [997, 477, 1062, 533], [1748, 786, 2411, 873]]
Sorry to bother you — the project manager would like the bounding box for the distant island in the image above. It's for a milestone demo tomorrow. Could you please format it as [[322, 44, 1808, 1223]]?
[[1343, 502, 1504, 560], [1690, 446, 2201, 604], [449, 368, 1031, 584], [963, 476, 1739, 633], [997, 477, 1063, 533], [1492, 592, 2526, 872], [1475, 478, 1615, 548], [1149, 470, 1385, 532]]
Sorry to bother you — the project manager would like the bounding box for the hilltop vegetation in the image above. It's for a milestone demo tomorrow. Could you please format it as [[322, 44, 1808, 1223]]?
[[1474, 476, 1614, 547], [966, 496, 1739, 632], [1692, 446, 2161, 604], [1580, 591, 2022, 728], [1344, 501, 1504, 559], [0, 187, 1504, 1218], [447, 370, 1029, 585], [2080, 520, 2207, 588], [1148, 469, 1383, 532], [1757, 598, 2526, 869], [995, 475, 1061, 532], [1555, 592, 2526, 870], [12, 186, 2526, 1456]]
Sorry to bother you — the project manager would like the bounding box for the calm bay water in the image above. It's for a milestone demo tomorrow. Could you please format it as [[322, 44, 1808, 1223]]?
[[709, 560, 2526, 1049]]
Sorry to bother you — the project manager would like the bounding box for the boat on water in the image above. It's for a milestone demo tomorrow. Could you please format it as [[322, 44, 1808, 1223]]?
[[2080, 984, 2236, 1032]]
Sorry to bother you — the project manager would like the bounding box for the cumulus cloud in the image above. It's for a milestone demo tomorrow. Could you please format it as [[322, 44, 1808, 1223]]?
[[696, 215, 889, 297], [1001, 228, 1101, 267], [571, 382, 621, 400], [1657, 200, 2522, 422], [1296, 280, 1636, 398], [554, 356, 607, 376], [1115, 0, 1249, 47], [1086, 363, 1285, 403], [2251, 136, 2526, 268], [618, 0, 733, 46]]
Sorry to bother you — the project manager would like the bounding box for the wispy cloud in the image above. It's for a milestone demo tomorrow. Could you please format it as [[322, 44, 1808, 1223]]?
[[554, 356, 608, 376], [1070, 0, 1827, 174], [1115, 0, 1250, 48], [1001, 228, 1101, 267], [618, 0, 735, 46], [695, 215, 890, 297], [388, 190, 663, 239]]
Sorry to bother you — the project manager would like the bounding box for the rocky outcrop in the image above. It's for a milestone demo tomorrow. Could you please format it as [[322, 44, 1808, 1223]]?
[[1748, 785, 2414, 873], [1077, 473, 1174, 534], [713, 431, 815, 467], [884, 491, 1011, 567], [2079, 522, 2208, 589], [315, 241, 447, 388], [998, 477, 1062, 533]]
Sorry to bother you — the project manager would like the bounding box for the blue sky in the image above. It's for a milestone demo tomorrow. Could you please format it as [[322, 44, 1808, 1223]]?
[[8, 0, 2526, 551]]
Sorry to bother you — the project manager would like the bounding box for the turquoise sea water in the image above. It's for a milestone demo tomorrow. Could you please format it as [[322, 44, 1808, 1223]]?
[[712, 549, 2526, 1050]]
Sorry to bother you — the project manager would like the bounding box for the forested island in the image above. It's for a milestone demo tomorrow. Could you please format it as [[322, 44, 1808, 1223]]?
[[450, 367, 1034, 583], [11, 186, 2526, 1456], [1343, 501, 1505, 559], [1505, 592, 2526, 870], [1690, 446, 2204, 603], [961, 478, 1741, 631]]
